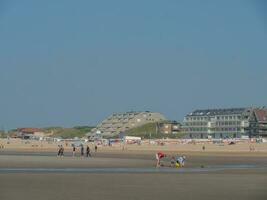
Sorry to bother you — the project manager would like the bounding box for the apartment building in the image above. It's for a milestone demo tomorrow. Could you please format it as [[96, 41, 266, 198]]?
[[183, 108, 252, 139], [158, 121, 181, 134]]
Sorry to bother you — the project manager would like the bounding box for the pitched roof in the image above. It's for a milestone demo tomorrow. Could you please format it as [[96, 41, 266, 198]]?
[[254, 108, 267, 122], [187, 108, 249, 116]]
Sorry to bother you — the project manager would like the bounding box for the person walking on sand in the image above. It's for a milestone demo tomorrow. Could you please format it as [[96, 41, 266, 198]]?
[[94, 145, 97, 152], [81, 145, 84, 157], [72, 145, 76, 157], [60, 145, 64, 157], [57, 145, 61, 157], [86, 145, 91, 157]]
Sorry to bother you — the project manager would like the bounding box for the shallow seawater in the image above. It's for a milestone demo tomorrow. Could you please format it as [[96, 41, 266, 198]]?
[[0, 164, 265, 173]]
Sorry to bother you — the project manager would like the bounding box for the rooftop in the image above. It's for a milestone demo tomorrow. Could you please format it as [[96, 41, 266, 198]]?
[[187, 108, 249, 117], [254, 108, 267, 122]]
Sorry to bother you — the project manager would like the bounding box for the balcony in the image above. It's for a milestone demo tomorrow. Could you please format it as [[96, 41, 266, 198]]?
[[207, 122, 215, 128], [241, 121, 249, 128]]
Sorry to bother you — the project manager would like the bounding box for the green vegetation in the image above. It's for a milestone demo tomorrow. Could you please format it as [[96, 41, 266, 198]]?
[[0, 131, 7, 138], [43, 126, 94, 139], [124, 122, 185, 139], [125, 123, 156, 137]]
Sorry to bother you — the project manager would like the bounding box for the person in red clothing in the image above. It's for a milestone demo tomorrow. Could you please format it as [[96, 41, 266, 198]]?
[[155, 152, 166, 167]]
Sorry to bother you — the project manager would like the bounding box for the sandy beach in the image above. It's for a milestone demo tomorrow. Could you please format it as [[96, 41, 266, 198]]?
[[1, 139, 267, 200]]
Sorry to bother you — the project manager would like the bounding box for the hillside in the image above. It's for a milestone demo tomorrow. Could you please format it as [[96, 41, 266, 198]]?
[[43, 126, 94, 139], [124, 122, 185, 139]]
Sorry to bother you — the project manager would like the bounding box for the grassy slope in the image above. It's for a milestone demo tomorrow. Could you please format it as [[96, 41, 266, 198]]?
[[43, 126, 94, 139], [125, 122, 185, 139]]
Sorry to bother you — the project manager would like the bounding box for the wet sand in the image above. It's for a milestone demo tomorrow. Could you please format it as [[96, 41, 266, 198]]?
[[1, 151, 267, 200], [1, 173, 267, 200]]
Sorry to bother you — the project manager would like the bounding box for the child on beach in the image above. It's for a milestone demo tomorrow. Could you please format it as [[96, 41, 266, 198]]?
[[175, 155, 186, 168], [156, 152, 166, 167], [170, 156, 175, 167]]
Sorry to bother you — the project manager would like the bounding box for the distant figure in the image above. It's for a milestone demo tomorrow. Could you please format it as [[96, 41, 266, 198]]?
[[81, 145, 84, 157], [176, 155, 186, 168], [60, 145, 64, 157], [170, 156, 175, 167], [86, 145, 91, 157], [72, 146, 76, 157], [155, 152, 166, 167], [202, 145, 206, 151], [94, 145, 97, 152], [57, 145, 61, 157], [249, 145, 255, 152]]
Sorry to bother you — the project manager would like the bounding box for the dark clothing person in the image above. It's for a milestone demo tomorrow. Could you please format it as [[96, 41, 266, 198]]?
[[86, 146, 91, 157], [94, 145, 97, 152], [81, 145, 84, 156], [72, 146, 76, 157], [57, 145, 61, 156], [60, 146, 64, 157]]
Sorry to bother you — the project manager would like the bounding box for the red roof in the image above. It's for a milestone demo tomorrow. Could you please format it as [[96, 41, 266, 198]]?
[[17, 128, 41, 133], [254, 109, 267, 122]]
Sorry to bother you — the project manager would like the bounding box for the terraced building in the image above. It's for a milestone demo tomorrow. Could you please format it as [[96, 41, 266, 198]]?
[[90, 111, 166, 137]]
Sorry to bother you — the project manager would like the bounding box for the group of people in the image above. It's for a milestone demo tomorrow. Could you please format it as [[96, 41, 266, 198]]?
[[72, 145, 93, 157], [57, 144, 98, 157], [156, 152, 186, 168]]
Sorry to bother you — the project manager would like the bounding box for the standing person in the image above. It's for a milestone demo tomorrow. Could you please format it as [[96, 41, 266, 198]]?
[[72, 145, 76, 157], [57, 145, 61, 157], [86, 145, 91, 157], [81, 145, 84, 157], [94, 145, 97, 152], [60, 145, 64, 157]]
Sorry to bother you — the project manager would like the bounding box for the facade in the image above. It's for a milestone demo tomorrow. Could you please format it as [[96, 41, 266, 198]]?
[[158, 121, 181, 134], [249, 108, 267, 137], [183, 108, 252, 139], [90, 111, 166, 137]]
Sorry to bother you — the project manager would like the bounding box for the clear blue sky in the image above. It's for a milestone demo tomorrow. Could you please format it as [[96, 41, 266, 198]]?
[[0, 0, 266, 129]]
